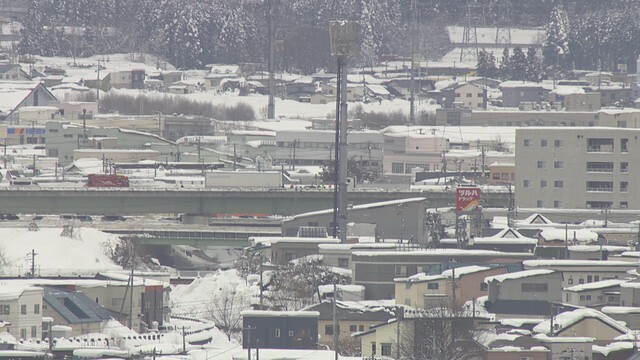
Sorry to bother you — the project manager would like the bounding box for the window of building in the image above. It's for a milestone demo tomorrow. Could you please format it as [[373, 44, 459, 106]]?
[[541, 139, 547, 147], [466, 93, 472, 98], [622, 138, 629, 153], [536, 200, 545, 207], [112, 298, 124, 307], [63, 134, 73, 138], [540, 180, 547, 188], [621, 182, 629, 192], [288, 330, 294, 337], [349, 325, 357, 332], [568, 278, 573, 285], [555, 180, 564, 188], [621, 162, 629, 173], [579, 295, 592, 301], [587, 275, 592, 282], [523, 180, 532, 188], [31, 326, 37, 338], [621, 202, 629, 209], [537, 161, 546, 169], [427, 283, 439, 290], [455, 92, 461, 97], [325, 325, 333, 335], [20, 329, 26, 340], [521, 283, 548, 292], [359, 325, 365, 331], [371, 343, 376, 355], [0, 305, 9, 315], [554, 140, 563, 147], [338, 258, 349, 268], [381, 344, 392, 356], [554, 201, 563, 208], [21, 305, 26, 315], [391, 163, 404, 174], [285, 252, 297, 261], [395, 266, 407, 276], [523, 139, 531, 147], [275, 329, 281, 337], [34, 304, 39, 314], [554, 161, 564, 169]]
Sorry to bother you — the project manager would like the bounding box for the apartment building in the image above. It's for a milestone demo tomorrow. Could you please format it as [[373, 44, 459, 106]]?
[[515, 127, 640, 209]]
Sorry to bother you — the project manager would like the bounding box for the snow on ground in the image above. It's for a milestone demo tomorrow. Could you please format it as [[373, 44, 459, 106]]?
[[0, 227, 122, 276], [171, 269, 258, 319]]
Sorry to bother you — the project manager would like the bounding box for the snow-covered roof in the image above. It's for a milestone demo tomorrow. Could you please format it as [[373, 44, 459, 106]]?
[[538, 228, 599, 242], [0, 284, 42, 301], [524, 260, 638, 268], [499, 318, 545, 328], [484, 269, 554, 283], [250, 237, 339, 246], [352, 248, 532, 258], [601, 306, 640, 315], [441, 265, 491, 278], [564, 279, 625, 292], [241, 310, 320, 318], [289, 197, 426, 220], [517, 213, 555, 225], [365, 84, 390, 96], [568, 245, 630, 253], [533, 308, 630, 335], [317, 284, 364, 295]]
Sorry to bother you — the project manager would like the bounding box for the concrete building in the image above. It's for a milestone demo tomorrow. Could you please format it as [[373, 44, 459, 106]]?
[[515, 127, 640, 209], [275, 129, 382, 170], [487, 162, 515, 185], [282, 198, 427, 242], [523, 260, 638, 287], [565, 92, 601, 111], [499, 81, 549, 108], [435, 108, 598, 127], [45, 121, 215, 165]]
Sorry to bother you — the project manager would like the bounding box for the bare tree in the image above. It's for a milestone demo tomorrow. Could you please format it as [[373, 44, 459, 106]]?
[[205, 283, 252, 341], [267, 256, 348, 311], [399, 300, 487, 360]]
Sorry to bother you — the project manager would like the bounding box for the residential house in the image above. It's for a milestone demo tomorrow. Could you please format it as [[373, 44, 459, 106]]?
[[0, 284, 43, 340], [563, 280, 624, 308], [204, 65, 240, 92], [364, 84, 391, 101], [352, 248, 532, 300], [515, 127, 640, 209], [597, 108, 640, 128], [320, 82, 364, 102], [499, 81, 549, 108], [591, 85, 633, 107], [249, 237, 340, 265], [285, 77, 316, 102], [304, 301, 394, 351], [565, 92, 601, 111], [532, 308, 631, 345], [0, 81, 58, 123], [522, 259, 637, 287], [394, 265, 508, 308], [0, 63, 30, 81], [42, 287, 113, 337], [484, 269, 564, 318], [619, 281, 640, 307], [167, 80, 200, 95], [241, 310, 319, 350], [567, 245, 629, 260], [383, 77, 435, 100], [109, 69, 145, 89], [529, 335, 593, 360], [353, 319, 398, 358], [601, 306, 640, 329], [318, 243, 398, 270], [441, 83, 487, 110]]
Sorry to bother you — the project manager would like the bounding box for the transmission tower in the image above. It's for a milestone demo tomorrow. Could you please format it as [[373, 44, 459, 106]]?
[[459, 0, 482, 63], [494, 0, 513, 45]]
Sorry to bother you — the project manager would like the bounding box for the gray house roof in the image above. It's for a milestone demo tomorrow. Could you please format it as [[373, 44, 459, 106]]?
[[43, 287, 114, 324], [303, 301, 395, 322]]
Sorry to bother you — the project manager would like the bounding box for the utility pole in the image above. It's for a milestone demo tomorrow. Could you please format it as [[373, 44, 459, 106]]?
[[409, 0, 417, 125], [29, 249, 37, 277], [82, 109, 87, 148], [32, 154, 37, 177], [96, 60, 101, 101], [182, 326, 186, 353], [233, 144, 237, 170], [332, 283, 338, 360], [332, 58, 341, 239], [259, 255, 264, 309]]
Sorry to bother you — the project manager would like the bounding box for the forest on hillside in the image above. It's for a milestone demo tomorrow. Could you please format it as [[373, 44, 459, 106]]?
[[16, 0, 640, 73]]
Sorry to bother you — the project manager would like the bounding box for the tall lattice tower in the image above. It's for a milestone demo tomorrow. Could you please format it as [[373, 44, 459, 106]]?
[[494, 0, 513, 45], [459, 0, 482, 63]]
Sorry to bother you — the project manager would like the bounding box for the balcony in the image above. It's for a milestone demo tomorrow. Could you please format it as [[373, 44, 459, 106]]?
[[586, 187, 614, 193], [586, 167, 613, 173], [587, 146, 614, 153]]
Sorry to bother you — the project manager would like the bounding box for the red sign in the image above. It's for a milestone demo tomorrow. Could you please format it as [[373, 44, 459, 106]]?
[[456, 187, 481, 212]]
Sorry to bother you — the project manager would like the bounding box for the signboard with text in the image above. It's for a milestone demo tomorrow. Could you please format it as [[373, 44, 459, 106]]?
[[456, 187, 481, 212]]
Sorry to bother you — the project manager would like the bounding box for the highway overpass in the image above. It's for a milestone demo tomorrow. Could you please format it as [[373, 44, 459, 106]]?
[[0, 188, 512, 216]]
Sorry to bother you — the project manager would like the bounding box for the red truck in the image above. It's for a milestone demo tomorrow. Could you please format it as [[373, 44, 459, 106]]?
[[87, 174, 130, 187]]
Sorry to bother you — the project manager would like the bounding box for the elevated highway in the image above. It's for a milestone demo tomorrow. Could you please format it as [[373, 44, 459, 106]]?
[[0, 187, 511, 216]]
